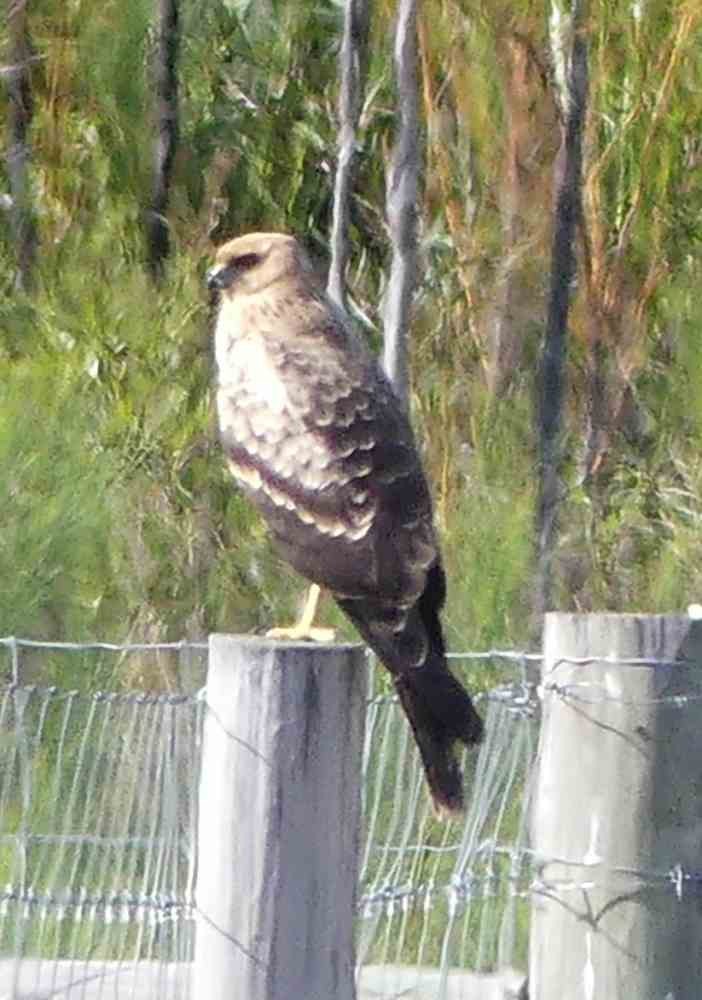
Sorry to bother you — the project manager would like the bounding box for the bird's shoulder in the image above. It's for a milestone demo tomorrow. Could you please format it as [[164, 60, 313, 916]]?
[[217, 289, 434, 535]]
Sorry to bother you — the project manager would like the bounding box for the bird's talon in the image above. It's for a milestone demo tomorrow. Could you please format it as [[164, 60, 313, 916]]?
[[266, 625, 337, 643]]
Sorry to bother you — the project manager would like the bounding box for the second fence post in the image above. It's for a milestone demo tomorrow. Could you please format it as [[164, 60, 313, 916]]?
[[530, 612, 702, 1000], [193, 635, 367, 1000]]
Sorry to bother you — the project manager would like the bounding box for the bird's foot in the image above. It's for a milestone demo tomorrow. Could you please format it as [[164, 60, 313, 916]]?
[[266, 584, 335, 642], [266, 624, 337, 643]]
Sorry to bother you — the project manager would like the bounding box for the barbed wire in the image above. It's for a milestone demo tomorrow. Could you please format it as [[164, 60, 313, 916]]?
[[4, 636, 697, 668], [0, 886, 191, 923], [357, 842, 702, 911], [0, 636, 209, 652], [2, 867, 700, 928], [0, 635, 206, 686], [3, 633, 702, 984], [543, 680, 702, 707], [5, 636, 702, 710], [3, 857, 698, 924], [0, 636, 537, 659]]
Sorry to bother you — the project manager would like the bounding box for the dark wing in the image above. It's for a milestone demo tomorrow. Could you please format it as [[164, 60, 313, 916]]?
[[217, 303, 483, 813], [217, 313, 436, 624]]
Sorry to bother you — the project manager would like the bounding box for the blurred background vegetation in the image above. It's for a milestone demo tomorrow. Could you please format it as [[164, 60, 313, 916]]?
[[1, 0, 702, 680]]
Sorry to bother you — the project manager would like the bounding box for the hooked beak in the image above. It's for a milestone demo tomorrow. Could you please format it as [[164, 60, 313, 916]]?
[[206, 265, 227, 291]]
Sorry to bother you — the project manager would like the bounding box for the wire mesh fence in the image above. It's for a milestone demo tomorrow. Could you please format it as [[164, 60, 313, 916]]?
[[0, 640, 206, 999], [0, 638, 535, 999], [358, 684, 535, 999]]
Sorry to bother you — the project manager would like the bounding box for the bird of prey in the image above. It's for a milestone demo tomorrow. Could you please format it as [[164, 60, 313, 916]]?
[[207, 232, 483, 816]]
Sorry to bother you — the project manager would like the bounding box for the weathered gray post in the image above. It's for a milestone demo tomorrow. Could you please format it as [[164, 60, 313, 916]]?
[[530, 612, 702, 999], [193, 635, 366, 1000]]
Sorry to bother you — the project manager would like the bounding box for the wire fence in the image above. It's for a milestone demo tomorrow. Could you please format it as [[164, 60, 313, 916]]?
[[0, 637, 538, 999], [0, 640, 205, 1000], [3, 633, 702, 999]]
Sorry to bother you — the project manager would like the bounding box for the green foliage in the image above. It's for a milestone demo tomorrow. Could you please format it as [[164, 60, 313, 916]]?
[[0, 359, 113, 640], [1, 0, 702, 981], [0, 0, 701, 676], [445, 427, 534, 655], [0, 252, 298, 651]]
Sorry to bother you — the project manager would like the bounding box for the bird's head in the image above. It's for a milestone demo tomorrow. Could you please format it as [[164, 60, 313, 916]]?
[[206, 232, 314, 298]]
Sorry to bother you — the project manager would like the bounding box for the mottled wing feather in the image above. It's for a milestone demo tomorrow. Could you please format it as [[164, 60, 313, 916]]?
[[217, 305, 440, 623], [212, 234, 483, 816]]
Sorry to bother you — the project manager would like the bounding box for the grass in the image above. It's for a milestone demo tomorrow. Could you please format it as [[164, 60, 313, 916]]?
[[1, 0, 702, 978]]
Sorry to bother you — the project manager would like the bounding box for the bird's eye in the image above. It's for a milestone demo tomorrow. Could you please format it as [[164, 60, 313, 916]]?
[[232, 252, 261, 271]]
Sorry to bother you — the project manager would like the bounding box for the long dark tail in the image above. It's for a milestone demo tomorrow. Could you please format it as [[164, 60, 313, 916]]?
[[394, 659, 483, 816], [335, 571, 483, 817]]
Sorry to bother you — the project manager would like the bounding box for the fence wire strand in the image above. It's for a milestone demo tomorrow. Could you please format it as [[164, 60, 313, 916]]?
[[0, 641, 207, 1000], [2, 638, 702, 998]]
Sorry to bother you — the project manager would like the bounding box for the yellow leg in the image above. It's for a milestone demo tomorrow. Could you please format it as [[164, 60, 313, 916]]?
[[266, 584, 336, 642]]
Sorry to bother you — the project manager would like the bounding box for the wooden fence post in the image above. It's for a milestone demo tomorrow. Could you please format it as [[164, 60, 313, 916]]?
[[192, 635, 366, 1000], [530, 612, 702, 999]]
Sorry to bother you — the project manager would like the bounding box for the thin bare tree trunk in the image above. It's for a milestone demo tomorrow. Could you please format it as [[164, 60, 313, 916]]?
[[382, 0, 420, 409], [6, 0, 37, 291], [327, 0, 369, 312], [146, 0, 179, 280], [534, 0, 589, 622]]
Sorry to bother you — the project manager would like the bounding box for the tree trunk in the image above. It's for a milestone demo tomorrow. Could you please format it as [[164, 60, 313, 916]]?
[[533, 0, 589, 623], [146, 0, 180, 280], [327, 0, 370, 312], [382, 0, 420, 409]]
